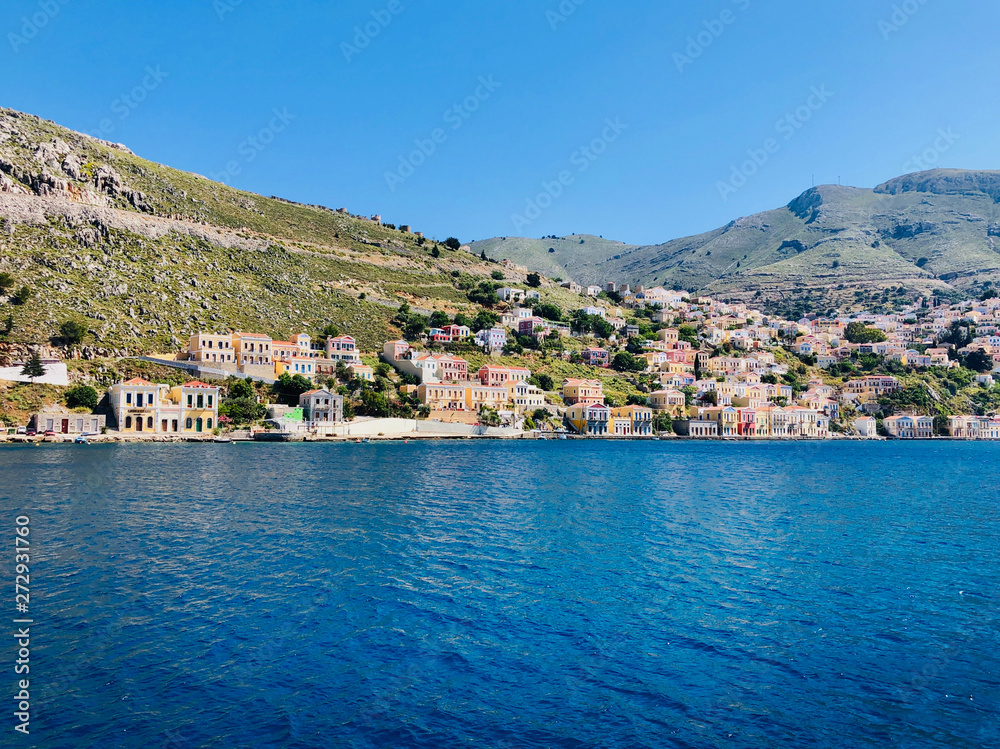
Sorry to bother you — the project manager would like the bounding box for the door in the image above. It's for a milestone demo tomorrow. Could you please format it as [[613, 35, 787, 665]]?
[[196, 418, 203, 433], [61, 419, 69, 433]]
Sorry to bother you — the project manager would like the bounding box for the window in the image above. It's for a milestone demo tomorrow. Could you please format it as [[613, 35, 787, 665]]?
[[147, 417, 153, 429], [137, 393, 144, 407], [187, 394, 193, 407], [197, 394, 204, 409], [185, 418, 193, 429], [125, 416, 132, 429], [208, 395, 213, 407], [207, 418, 213, 429], [161, 420, 168, 432], [126, 392, 132, 405]]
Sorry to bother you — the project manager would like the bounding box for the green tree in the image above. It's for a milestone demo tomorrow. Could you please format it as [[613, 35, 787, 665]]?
[[845, 321, 888, 344], [0, 272, 14, 293], [444, 237, 462, 250], [491, 270, 504, 280], [12, 286, 32, 305], [59, 319, 87, 345], [431, 246, 440, 258], [964, 350, 993, 373], [529, 373, 554, 392], [220, 397, 266, 424], [228, 378, 255, 400], [430, 310, 451, 328], [652, 413, 673, 433], [677, 325, 699, 345], [612, 352, 638, 372], [533, 303, 563, 322], [361, 389, 391, 417], [272, 373, 313, 405], [472, 310, 499, 332], [321, 323, 341, 341], [20, 350, 45, 382], [65, 385, 99, 411], [526, 272, 541, 288]]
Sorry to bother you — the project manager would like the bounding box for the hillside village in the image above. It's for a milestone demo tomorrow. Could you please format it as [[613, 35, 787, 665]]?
[[4, 270, 1000, 442]]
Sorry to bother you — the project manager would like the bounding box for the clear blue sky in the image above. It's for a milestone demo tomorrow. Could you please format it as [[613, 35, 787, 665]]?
[[2, 0, 996, 246]]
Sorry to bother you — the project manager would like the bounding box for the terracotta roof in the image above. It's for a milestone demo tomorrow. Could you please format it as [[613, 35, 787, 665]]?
[[182, 381, 215, 388], [122, 378, 154, 386]]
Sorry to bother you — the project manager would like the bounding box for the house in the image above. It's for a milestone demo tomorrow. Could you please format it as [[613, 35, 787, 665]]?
[[478, 365, 532, 387], [498, 287, 526, 303], [675, 419, 718, 438], [187, 333, 237, 368], [347, 363, 374, 381], [854, 416, 878, 438], [475, 327, 508, 351], [581, 347, 610, 367], [610, 405, 654, 436], [325, 335, 361, 364], [561, 281, 582, 294], [586, 285, 603, 297], [582, 306, 606, 319], [649, 389, 686, 416], [382, 339, 411, 362], [884, 414, 934, 439], [701, 406, 739, 437], [441, 324, 471, 340], [417, 383, 508, 411], [109, 378, 220, 435], [275, 355, 316, 380], [30, 407, 106, 435], [299, 389, 344, 426], [506, 380, 545, 414], [233, 332, 274, 377], [562, 378, 604, 405], [565, 402, 610, 435]]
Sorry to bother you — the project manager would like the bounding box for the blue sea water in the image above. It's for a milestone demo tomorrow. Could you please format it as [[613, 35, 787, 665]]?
[[0, 440, 997, 748]]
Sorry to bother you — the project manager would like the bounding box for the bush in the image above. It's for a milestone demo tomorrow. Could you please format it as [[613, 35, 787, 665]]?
[[59, 320, 87, 345], [491, 270, 504, 280], [0, 272, 14, 293], [526, 273, 541, 288], [65, 385, 99, 411], [12, 286, 32, 305], [444, 237, 462, 250]]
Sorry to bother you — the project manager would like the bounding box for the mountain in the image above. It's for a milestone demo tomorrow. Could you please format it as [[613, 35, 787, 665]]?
[[0, 107, 526, 354], [472, 170, 1000, 315]]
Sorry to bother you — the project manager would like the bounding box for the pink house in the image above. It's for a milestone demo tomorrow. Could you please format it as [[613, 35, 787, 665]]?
[[477, 365, 532, 387]]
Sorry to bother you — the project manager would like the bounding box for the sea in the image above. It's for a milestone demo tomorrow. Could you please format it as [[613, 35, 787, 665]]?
[[0, 440, 997, 748]]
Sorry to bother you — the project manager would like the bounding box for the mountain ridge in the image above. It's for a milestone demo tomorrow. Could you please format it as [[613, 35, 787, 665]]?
[[472, 170, 1000, 316]]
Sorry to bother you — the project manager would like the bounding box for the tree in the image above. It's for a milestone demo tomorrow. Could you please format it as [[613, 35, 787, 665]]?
[[529, 373, 554, 392], [272, 373, 313, 404], [65, 385, 99, 411], [652, 413, 673, 433], [20, 350, 45, 382], [472, 309, 499, 332], [431, 246, 440, 258], [533, 303, 563, 322], [0, 272, 14, 293], [845, 321, 888, 344], [405, 314, 429, 339], [491, 270, 504, 280], [220, 397, 266, 424], [612, 352, 642, 372], [59, 319, 87, 345], [361, 389, 391, 417], [12, 286, 32, 305], [430, 310, 451, 328], [321, 323, 341, 341], [677, 325, 699, 345], [627, 393, 649, 406], [228, 378, 255, 400], [526, 273, 541, 288], [444, 237, 462, 251], [965, 349, 993, 373]]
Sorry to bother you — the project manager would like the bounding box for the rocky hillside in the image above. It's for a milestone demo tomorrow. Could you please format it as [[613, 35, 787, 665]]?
[[0, 107, 541, 355], [473, 170, 1000, 316]]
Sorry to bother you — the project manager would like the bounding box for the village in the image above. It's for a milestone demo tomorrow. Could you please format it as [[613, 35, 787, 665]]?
[[4, 276, 1000, 443]]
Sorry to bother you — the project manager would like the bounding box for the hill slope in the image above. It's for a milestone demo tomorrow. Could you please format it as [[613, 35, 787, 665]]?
[[0, 107, 534, 353], [472, 171, 1000, 315]]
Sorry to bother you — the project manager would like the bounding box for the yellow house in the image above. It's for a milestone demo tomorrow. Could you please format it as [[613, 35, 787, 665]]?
[[348, 363, 374, 381], [562, 378, 604, 405], [168, 381, 220, 434], [649, 389, 686, 417]]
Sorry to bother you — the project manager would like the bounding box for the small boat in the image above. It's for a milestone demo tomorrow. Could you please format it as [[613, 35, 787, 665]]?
[[214, 435, 232, 444], [362, 437, 371, 444], [559, 434, 567, 440], [74, 435, 88, 444]]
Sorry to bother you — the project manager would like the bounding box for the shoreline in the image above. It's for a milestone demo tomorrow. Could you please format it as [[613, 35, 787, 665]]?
[[0, 433, 988, 445]]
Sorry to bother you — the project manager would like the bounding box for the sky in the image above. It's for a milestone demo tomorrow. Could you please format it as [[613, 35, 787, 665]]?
[[2, 0, 997, 246]]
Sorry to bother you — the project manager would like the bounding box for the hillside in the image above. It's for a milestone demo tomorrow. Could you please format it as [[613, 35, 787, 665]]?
[[469, 235, 638, 281], [472, 171, 1000, 316], [0, 107, 571, 354]]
